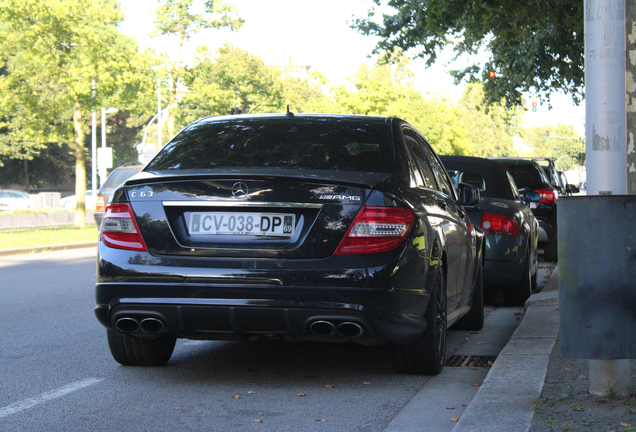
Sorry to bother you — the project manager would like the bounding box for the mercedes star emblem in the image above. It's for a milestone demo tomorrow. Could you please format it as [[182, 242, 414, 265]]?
[[232, 182, 248, 199]]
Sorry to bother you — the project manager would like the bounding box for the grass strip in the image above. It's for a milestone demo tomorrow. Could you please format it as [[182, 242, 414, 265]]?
[[0, 226, 99, 250]]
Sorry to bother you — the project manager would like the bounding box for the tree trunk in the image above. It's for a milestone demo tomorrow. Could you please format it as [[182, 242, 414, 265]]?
[[73, 100, 86, 229], [23, 159, 30, 192]]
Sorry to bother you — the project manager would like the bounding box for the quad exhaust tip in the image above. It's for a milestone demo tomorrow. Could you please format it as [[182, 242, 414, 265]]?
[[140, 318, 165, 333], [115, 317, 165, 334], [337, 322, 364, 338], [115, 317, 139, 333], [309, 320, 336, 336], [309, 320, 365, 338]]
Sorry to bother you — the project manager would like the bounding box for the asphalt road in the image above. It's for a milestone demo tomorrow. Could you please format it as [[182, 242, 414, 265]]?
[[0, 248, 555, 432]]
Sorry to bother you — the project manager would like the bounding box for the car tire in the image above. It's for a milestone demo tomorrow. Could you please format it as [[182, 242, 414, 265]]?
[[107, 330, 176, 366], [503, 251, 533, 307], [452, 260, 484, 331], [391, 261, 447, 375], [543, 239, 558, 262]]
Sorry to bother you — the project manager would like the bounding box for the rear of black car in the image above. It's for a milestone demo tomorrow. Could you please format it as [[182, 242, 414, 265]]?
[[95, 114, 443, 367], [490, 158, 558, 261]]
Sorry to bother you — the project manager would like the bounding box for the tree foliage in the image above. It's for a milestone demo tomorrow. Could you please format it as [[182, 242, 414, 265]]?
[[152, 0, 243, 140], [522, 124, 585, 169], [352, 0, 584, 107], [179, 43, 283, 125], [456, 84, 524, 157], [0, 0, 154, 226]]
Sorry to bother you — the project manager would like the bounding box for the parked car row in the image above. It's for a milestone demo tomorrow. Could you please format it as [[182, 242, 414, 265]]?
[[92, 112, 575, 374]]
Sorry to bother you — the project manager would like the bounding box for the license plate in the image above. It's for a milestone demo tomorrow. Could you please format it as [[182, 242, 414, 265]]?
[[530, 202, 538, 209], [189, 212, 295, 236]]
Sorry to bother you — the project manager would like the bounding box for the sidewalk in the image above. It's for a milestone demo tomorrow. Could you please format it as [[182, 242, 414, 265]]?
[[452, 268, 560, 432]]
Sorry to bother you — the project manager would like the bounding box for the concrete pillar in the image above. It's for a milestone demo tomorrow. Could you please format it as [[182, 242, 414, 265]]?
[[628, 0, 636, 193], [584, 0, 631, 396], [590, 360, 631, 396]]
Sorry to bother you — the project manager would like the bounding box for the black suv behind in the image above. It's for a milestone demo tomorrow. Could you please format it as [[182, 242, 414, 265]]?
[[490, 158, 559, 262]]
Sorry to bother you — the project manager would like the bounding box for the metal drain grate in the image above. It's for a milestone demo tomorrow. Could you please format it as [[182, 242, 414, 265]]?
[[444, 355, 497, 367]]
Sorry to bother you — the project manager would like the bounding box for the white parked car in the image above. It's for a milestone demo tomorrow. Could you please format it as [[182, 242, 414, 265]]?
[[60, 190, 98, 210], [0, 189, 31, 211]]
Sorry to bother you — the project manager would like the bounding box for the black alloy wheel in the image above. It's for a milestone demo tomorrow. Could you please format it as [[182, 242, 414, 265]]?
[[503, 249, 533, 307], [107, 330, 176, 366], [391, 261, 447, 375], [452, 259, 485, 331]]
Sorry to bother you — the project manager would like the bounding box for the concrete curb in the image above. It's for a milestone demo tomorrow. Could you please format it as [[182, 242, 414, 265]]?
[[0, 241, 98, 257], [452, 267, 560, 432]]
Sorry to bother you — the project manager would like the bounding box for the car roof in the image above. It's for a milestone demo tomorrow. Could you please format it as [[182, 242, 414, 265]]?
[[191, 113, 397, 126], [489, 157, 542, 166], [440, 156, 515, 199]]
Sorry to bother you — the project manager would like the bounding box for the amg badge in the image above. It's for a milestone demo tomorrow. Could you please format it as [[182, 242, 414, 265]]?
[[318, 195, 361, 201]]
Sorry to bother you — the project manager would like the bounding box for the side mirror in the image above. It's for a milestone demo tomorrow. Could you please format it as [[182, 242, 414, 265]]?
[[457, 183, 480, 206], [566, 184, 580, 194], [523, 190, 541, 203]]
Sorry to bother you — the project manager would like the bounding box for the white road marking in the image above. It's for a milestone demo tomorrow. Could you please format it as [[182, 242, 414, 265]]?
[[0, 378, 103, 419]]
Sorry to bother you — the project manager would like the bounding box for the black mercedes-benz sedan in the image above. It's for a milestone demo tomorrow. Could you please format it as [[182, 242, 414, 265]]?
[[440, 156, 539, 306], [95, 113, 484, 375]]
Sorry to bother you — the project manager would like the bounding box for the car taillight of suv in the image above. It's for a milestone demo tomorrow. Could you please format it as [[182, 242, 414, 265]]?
[[533, 188, 558, 205], [95, 195, 106, 213]]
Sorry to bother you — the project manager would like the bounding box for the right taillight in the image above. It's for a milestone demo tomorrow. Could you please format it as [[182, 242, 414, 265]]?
[[481, 213, 520, 237], [100, 203, 148, 252], [95, 195, 106, 212], [534, 188, 557, 205], [334, 206, 414, 255]]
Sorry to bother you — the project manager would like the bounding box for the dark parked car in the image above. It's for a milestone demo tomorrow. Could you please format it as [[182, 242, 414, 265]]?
[[441, 156, 540, 306], [490, 158, 558, 262], [95, 113, 485, 375], [529, 157, 580, 196], [94, 163, 143, 227]]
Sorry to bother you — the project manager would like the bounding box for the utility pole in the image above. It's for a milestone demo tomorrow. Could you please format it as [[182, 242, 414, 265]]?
[[583, 0, 629, 396]]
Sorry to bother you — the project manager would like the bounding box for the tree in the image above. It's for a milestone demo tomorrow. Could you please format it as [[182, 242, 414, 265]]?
[[456, 84, 524, 157], [329, 58, 470, 155], [178, 43, 283, 125], [522, 124, 585, 168], [0, 0, 154, 227], [152, 0, 243, 141], [352, 0, 584, 107]]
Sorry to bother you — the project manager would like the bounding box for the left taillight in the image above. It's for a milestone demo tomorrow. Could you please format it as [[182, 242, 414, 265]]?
[[481, 212, 520, 237], [334, 206, 414, 255], [95, 195, 106, 212], [100, 203, 148, 252]]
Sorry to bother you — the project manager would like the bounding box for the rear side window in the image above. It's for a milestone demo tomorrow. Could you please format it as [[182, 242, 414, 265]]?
[[505, 164, 549, 189], [446, 169, 515, 200], [147, 118, 394, 173]]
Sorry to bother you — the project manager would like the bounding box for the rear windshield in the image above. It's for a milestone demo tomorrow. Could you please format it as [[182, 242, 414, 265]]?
[[146, 117, 394, 173], [445, 169, 515, 200], [504, 164, 549, 189]]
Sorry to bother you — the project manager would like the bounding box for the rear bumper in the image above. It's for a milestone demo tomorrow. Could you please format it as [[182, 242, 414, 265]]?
[[95, 242, 435, 345], [482, 234, 526, 287]]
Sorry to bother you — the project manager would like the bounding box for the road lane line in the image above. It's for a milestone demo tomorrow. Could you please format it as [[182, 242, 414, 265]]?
[[0, 378, 103, 419]]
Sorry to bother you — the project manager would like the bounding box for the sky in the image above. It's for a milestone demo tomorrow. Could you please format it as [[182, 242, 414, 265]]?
[[118, 0, 585, 135]]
